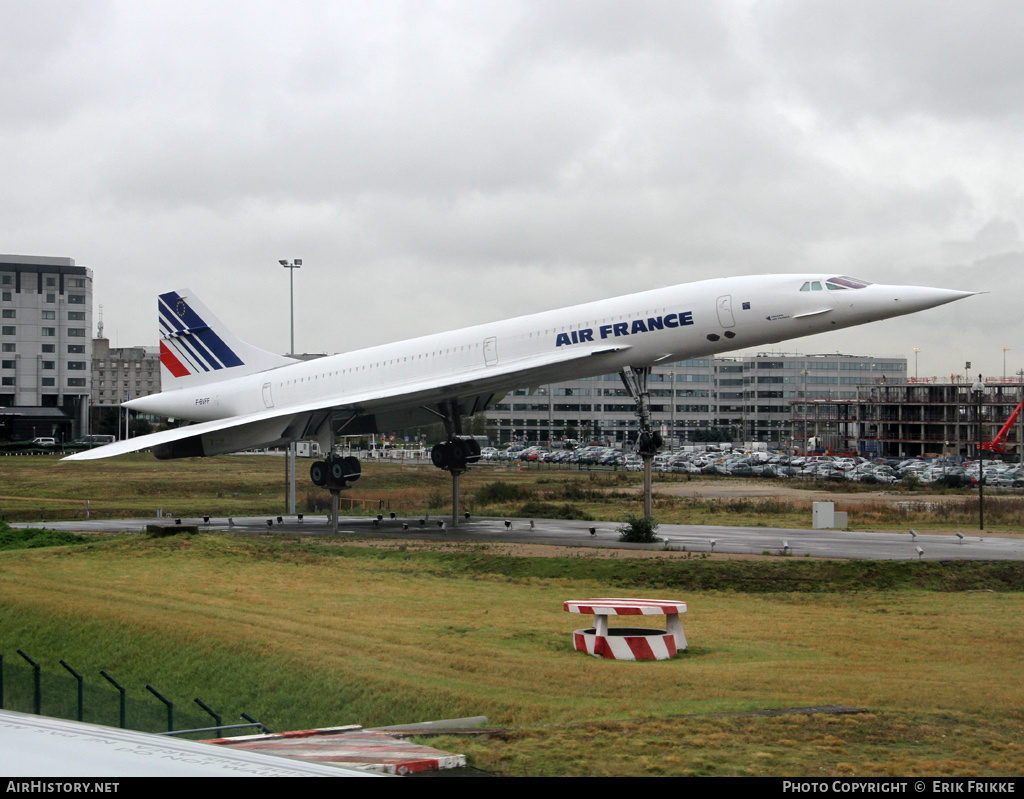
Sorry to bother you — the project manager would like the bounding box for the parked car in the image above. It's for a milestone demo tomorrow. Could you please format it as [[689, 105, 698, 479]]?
[[72, 434, 116, 449]]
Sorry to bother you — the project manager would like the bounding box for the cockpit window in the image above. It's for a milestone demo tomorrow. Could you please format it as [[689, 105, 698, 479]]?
[[826, 276, 872, 290]]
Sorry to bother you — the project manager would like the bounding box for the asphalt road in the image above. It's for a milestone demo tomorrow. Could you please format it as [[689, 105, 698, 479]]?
[[16, 514, 1024, 561]]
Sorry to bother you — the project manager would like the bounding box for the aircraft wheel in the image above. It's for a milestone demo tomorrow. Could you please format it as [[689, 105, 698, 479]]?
[[431, 441, 456, 469], [461, 437, 481, 464], [329, 459, 346, 483], [310, 461, 328, 487], [342, 456, 361, 483], [450, 444, 468, 471]]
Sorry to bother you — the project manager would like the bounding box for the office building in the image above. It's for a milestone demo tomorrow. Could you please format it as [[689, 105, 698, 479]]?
[[92, 338, 161, 407], [484, 352, 906, 449], [0, 255, 93, 442]]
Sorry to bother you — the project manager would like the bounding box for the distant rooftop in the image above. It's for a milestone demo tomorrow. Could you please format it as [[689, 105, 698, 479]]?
[[0, 254, 76, 267]]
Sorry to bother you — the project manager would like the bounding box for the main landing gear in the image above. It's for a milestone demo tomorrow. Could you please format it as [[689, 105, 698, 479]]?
[[620, 366, 663, 518], [430, 437, 481, 472], [308, 453, 362, 535], [426, 401, 481, 527], [309, 455, 362, 489]]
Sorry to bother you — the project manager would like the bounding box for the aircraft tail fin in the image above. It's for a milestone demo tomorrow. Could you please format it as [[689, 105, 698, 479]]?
[[158, 289, 297, 389]]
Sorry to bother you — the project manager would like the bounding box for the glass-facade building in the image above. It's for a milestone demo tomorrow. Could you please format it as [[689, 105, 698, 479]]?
[[484, 352, 906, 449]]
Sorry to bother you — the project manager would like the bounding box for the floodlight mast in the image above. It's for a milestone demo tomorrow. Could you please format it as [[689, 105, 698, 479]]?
[[280, 258, 302, 515], [279, 259, 302, 356], [973, 376, 985, 531]]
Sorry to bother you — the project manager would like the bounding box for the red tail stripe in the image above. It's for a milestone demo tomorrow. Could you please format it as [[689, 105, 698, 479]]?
[[160, 341, 191, 378]]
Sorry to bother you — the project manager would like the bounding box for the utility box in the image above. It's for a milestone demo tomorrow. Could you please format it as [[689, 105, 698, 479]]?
[[813, 501, 834, 528], [813, 502, 848, 529]]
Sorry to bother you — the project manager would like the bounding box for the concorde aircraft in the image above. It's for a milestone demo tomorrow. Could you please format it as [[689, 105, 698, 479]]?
[[65, 274, 975, 489]]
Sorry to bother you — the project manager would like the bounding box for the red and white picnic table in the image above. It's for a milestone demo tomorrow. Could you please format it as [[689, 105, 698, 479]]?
[[564, 598, 688, 661]]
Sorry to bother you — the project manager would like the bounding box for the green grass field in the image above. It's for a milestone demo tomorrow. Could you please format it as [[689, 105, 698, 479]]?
[[0, 531, 1022, 776], [4, 453, 1023, 532], [1, 454, 1023, 776]]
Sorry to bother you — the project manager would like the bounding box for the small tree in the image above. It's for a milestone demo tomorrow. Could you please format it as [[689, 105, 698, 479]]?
[[618, 514, 659, 543]]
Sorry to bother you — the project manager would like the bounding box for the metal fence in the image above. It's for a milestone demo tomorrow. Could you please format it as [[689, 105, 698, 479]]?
[[0, 651, 256, 739]]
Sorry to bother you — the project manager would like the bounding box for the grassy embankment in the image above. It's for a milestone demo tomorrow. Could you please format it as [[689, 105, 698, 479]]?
[[0, 529, 1022, 776], [2, 453, 1023, 532]]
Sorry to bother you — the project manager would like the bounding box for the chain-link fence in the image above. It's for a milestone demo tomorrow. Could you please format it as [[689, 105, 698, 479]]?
[[1, 652, 247, 739]]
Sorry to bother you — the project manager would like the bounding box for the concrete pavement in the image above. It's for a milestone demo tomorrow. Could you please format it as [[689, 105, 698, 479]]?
[[15, 514, 1024, 561]]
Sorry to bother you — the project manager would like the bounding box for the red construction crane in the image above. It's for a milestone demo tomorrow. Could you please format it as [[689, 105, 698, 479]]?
[[981, 396, 1024, 453]]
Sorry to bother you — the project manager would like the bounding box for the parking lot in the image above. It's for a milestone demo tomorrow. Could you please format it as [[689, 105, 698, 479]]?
[[478, 444, 1023, 489]]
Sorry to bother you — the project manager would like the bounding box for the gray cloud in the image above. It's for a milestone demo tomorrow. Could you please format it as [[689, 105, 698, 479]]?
[[0, 0, 1017, 378]]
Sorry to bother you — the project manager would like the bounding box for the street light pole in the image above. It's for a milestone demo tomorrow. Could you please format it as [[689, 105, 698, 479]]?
[[1018, 369, 1024, 466], [279, 259, 302, 356], [973, 375, 985, 531], [279, 259, 302, 514]]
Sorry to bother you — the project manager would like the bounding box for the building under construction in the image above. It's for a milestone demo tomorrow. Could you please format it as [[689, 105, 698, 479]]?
[[792, 378, 1024, 459]]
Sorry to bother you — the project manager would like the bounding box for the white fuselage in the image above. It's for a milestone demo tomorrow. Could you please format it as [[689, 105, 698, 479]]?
[[126, 273, 970, 426]]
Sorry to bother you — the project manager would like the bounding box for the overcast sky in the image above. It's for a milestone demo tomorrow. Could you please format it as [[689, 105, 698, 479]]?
[[3, 0, 1021, 379]]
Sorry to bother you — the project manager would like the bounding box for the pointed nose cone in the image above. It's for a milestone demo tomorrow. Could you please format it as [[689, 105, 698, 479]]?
[[884, 284, 978, 315], [888, 286, 979, 315]]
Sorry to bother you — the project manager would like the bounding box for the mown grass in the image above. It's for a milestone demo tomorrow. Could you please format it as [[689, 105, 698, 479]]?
[[0, 533, 1023, 775], [426, 711, 1024, 777], [2, 455, 1022, 775]]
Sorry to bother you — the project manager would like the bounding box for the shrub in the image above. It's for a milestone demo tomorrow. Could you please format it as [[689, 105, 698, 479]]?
[[617, 514, 659, 543], [518, 501, 594, 521], [475, 481, 534, 504], [0, 523, 86, 551], [304, 490, 331, 513], [902, 472, 921, 490], [426, 489, 448, 510]]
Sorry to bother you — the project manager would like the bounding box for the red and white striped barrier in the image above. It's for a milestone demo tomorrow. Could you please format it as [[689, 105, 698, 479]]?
[[564, 598, 688, 661]]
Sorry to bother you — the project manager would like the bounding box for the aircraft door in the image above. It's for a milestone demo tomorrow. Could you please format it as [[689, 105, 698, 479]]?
[[483, 336, 498, 366], [262, 382, 274, 409], [716, 295, 735, 328]]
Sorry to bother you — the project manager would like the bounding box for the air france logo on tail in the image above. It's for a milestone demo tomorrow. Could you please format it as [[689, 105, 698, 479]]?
[[158, 291, 244, 377]]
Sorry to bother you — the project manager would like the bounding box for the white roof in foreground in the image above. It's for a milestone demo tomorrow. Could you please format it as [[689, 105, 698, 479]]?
[[0, 709, 378, 777]]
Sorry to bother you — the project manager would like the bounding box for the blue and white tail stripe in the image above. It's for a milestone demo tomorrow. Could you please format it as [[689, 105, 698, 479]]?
[[158, 291, 244, 375]]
